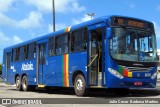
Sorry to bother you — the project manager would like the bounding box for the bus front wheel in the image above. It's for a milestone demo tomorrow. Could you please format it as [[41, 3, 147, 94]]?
[[15, 76, 22, 91], [74, 74, 88, 96], [22, 76, 29, 91], [22, 76, 35, 91]]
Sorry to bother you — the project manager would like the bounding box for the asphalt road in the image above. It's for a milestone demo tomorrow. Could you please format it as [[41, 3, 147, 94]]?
[[0, 83, 160, 107]]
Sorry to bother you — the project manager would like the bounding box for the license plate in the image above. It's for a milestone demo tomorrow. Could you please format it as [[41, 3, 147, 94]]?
[[134, 82, 142, 86]]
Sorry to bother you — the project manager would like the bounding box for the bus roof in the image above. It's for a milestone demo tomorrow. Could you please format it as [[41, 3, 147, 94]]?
[[3, 15, 153, 50]]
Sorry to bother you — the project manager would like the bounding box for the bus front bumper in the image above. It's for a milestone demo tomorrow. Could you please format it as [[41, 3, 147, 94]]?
[[106, 73, 157, 89]]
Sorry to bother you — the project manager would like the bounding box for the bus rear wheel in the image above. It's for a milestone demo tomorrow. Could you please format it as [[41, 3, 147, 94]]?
[[15, 76, 22, 91], [74, 74, 88, 96]]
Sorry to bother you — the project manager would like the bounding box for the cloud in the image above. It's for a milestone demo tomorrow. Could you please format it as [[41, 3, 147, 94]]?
[[0, 31, 23, 45], [72, 14, 91, 25], [67, 1, 86, 13], [0, 11, 42, 29], [24, 0, 86, 13], [17, 11, 42, 29], [153, 22, 160, 38], [13, 35, 23, 44], [0, 0, 15, 13], [0, 31, 10, 43], [48, 23, 67, 32], [0, 13, 16, 26]]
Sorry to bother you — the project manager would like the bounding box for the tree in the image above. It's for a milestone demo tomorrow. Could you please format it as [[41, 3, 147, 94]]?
[[0, 64, 2, 75]]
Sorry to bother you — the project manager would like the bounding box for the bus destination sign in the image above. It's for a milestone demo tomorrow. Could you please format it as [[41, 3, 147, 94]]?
[[111, 17, 153, 30]]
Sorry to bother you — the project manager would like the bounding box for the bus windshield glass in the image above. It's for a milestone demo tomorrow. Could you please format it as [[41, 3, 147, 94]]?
[[110, 27, 158, 62]]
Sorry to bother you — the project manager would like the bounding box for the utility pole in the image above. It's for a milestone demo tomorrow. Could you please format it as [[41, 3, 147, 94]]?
[[87, 13, 96, 20], [52, 0, 55, 32]]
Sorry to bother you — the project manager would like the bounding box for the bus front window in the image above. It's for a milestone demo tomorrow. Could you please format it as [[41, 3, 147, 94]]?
[[110, 27, 158, 62]]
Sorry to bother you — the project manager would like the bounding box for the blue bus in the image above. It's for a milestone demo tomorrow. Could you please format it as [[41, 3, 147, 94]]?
[[2, 15, 159, 96]]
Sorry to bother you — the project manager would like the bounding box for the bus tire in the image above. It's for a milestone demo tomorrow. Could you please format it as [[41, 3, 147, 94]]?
[[22, 76, 29, 91], [74, 74, 88, 96], [15, 76, 22, 91]]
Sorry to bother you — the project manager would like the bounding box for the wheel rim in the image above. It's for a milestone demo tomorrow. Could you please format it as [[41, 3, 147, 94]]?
[[76, 78, 83, 91], [16, 78, 20, 88], [22, 77, 27, 89]]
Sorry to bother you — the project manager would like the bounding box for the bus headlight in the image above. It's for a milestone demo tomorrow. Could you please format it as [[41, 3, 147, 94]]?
[[108, 68, 124, 79], [151, 71, 158, 80]]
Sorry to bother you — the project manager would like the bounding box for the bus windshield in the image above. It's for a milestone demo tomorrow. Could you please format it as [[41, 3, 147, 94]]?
[[110, 27, 158, 62]]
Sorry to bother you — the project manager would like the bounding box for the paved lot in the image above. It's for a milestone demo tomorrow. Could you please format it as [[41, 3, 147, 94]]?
[[0, 83, 160, 107], [0, 83, 160, 98]]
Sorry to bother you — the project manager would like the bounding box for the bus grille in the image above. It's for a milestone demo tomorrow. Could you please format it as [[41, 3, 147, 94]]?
[[121, 65, 154, 72]]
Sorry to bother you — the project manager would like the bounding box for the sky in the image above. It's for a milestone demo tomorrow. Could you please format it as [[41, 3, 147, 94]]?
[[0, 0, 160, 62]]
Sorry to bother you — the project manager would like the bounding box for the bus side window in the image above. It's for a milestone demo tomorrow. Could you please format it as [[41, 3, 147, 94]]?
[[6, 52, 11, 69], [55, 34, 68, 55], [25, 45, 29, 60], [71, 29, 87, 52], [19, 46, 25, 61], [12, 48, 16, 62], [16, 47, 20, 61], [28, 43, 36, 59], [48, 37, 55, 56]]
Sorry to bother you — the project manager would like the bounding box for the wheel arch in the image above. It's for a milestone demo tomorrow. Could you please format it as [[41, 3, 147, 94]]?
[[15, 74, 20, 83], [21, 73, 27, 81], [72, 70, 86, 86], [15, 73, 28, 83]]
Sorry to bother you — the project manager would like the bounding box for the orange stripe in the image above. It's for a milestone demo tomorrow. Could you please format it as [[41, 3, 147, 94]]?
[[66, 28, 68, 32], [64, 55, 67, 86], [68, 27, 71, 32], [66, 27, 71, 32], [63, 54, 69, 87], [66, 54, 69, 87]]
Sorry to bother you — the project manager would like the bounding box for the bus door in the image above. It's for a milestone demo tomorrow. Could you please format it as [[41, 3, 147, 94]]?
[[88, 23, 106, 87], [37, 40, 47, 85]]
